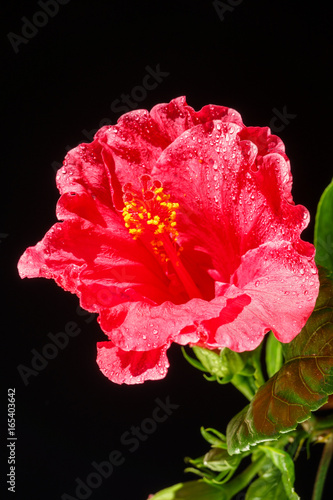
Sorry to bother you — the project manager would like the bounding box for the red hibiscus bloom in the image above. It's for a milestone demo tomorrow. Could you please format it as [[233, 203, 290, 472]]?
[[18, 96, 319, 384]]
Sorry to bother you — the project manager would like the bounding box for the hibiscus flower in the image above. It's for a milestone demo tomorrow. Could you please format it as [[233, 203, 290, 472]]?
[[18, 96, 319, 384]]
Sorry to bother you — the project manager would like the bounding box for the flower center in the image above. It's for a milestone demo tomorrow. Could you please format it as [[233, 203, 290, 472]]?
[[122, 174, 202, 299], [122, 174, 179, 248]]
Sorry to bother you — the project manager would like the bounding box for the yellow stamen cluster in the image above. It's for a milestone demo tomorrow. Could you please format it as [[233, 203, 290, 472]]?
[[122, 177, 180, 261]]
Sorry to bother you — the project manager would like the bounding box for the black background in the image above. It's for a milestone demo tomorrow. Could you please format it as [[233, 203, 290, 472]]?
[[1, 1, 333, 499]]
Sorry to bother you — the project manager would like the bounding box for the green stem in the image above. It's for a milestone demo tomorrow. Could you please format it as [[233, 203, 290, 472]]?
[[251, 351, 266, 389], [312, 436, 333, 500], [231, 374, 256, 401], [222, 454, 267, 498]]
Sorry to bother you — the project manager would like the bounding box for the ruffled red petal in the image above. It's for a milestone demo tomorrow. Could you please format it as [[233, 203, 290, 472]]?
[[18, 96, 319, 384], [96, 341, 170, 384]]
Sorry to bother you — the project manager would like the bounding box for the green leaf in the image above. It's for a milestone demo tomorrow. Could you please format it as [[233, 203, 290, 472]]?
[[181, 347, 207, 372], [265, 331, 284, 378], [189, 345, 264, 400], [203, 447, 242, 473], [147, 480, 227, 500], [200, 427, 228, 448], [314, 178, 333, 272], [191, 346, 227, 379], [246, 467, 286, 500], [246, 467, 297, 500], [257, 446, 298, 498], [227, 267, 333, 455], [191, 345, 254, 382], [185, 430, 246, 484], [246, 446, 299, 499], [219, 347, 253, 381]]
